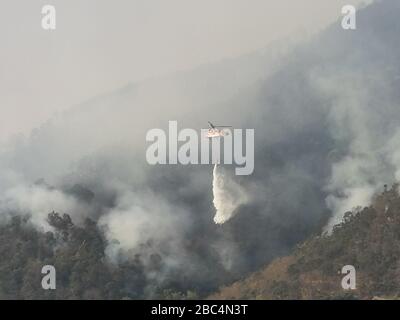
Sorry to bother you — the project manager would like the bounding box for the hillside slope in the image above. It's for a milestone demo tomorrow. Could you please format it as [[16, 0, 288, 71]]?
[[210, 185, 400, 300]]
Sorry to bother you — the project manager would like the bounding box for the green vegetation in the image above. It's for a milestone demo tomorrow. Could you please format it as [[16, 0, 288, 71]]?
[[0, 212, 161, 299], [2, 185, 400, 299]]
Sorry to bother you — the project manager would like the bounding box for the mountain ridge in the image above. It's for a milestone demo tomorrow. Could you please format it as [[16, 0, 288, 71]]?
[[210, 185, 400, 300]]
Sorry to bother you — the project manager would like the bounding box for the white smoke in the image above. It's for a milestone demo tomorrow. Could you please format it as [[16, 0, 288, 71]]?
[[311, 66, 400, 233], [0, 183, 87, 230], [98, 189, 188, 260], [212, 164, 248, 224]]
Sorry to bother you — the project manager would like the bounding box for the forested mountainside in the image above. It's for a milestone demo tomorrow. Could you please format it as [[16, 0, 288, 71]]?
[[0, 210, 204, 300], [2, 0, 400, 300], [211, 185, 400, 300], [1, 185, 399, 300]]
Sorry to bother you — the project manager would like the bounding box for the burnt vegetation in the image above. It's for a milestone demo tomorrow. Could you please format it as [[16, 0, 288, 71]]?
[[211, 185, 400, 300]]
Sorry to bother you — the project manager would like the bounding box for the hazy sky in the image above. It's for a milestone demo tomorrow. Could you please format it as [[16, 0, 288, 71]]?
[[0, 0, 370, 142]]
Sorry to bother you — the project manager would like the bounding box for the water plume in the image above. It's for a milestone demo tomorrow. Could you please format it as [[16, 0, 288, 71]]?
[[212, 164, 247, 224]]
